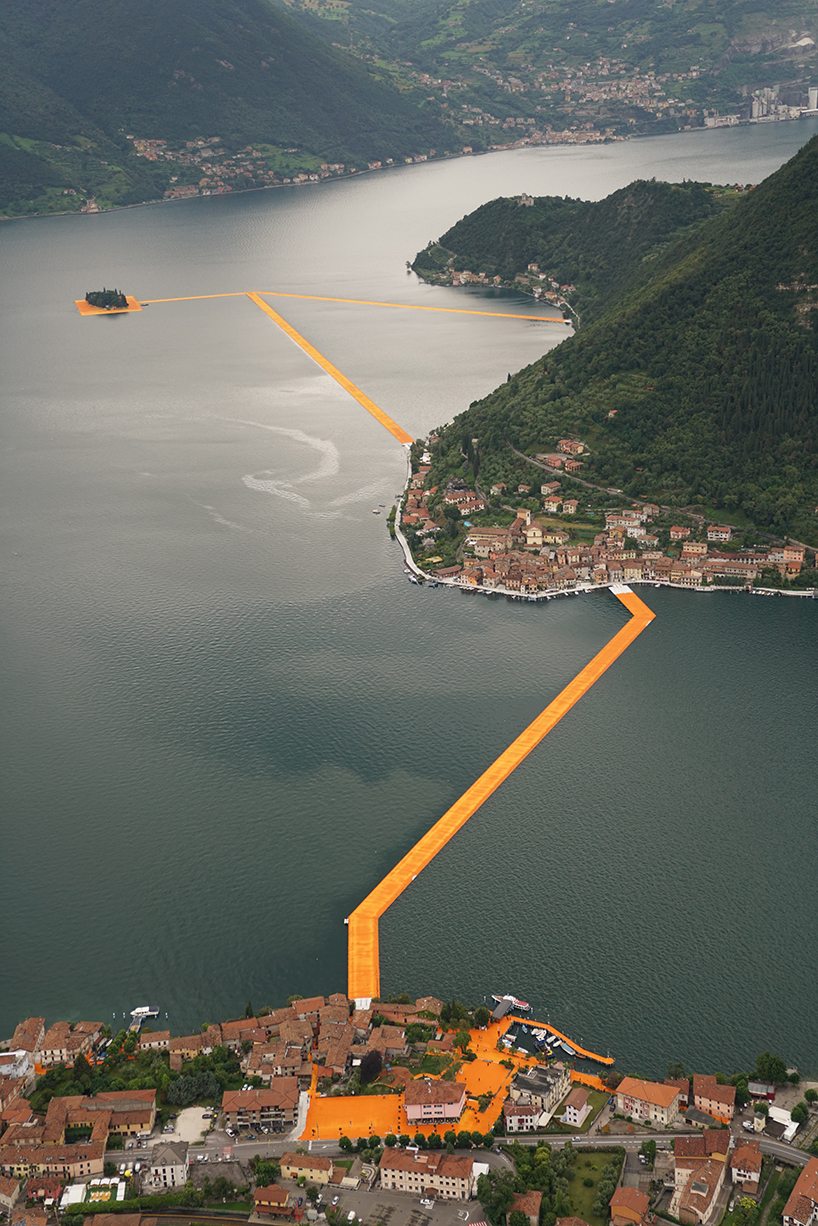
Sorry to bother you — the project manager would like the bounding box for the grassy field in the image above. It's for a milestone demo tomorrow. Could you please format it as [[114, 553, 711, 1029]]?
[[568, 1153, 622, 1226]]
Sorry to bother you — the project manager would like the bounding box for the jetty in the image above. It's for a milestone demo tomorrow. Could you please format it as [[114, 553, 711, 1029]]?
[[507, 1016, 614, 1065]]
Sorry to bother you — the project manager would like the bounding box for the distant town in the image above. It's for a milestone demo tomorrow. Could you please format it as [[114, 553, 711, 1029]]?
[[397, 436, 817, 598], [2, 995, 817, 1226]]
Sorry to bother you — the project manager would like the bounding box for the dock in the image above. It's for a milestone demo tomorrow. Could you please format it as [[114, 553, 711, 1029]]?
[[507, 1016, 614, 1066]]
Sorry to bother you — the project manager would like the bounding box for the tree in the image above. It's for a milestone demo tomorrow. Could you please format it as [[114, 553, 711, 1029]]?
[[245, 1000, 254, 1018], [360, 1050, 383, 1084], [104, 1163, 116, 1177], [444, 1131, 457, 1147], [427, 1133, 442, 1149], [755, 1052, 788, 1084], [306, 1186, 319, 1203], [805, 1089, 818, 1105], [754, 1101, 769, 1117], [510, 1213, 529, 1226], [471, 1131, 484, 1146], [791, 1102, 808, 1125], [339, 1136, 353, 1152], [483, 1133, 495, 1149], [123, 1034, 137, 1055], [385, 1134, 397, 1147], [454, 1030, 471, 1053], [253, 1159, 280, 1187], [398, 1134, 411, 1146], [474, 1007, 491, 1028], [413, 1133, 427, 1149], [457, 1130, 473, 1148], [640, 1140, 656, 1165]]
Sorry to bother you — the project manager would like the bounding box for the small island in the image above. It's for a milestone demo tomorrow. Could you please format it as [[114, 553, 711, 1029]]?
[[75, 287, 142, 315], [85, 287, 128, 309]]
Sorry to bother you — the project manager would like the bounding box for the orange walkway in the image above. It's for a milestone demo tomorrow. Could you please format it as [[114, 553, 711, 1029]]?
[[347, 586, 655, 1001], [75, 295, 142, 315], [245, 292, 413, 445], [139, 290, 560, 323], [507, 1016, 613, 1065]]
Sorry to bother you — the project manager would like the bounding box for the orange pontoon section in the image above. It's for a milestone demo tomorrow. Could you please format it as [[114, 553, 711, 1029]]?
[[140, 289, 561, 324], [347, 586, 655, 1002], [506, 1016, 614, 1066], [75, 296, 142, 315], [245, 292, 413, 445]]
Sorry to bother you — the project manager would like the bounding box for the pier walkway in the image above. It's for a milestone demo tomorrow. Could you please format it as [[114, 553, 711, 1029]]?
[[506, 1016, 614, 1066], [347, 585, 655, 1003]]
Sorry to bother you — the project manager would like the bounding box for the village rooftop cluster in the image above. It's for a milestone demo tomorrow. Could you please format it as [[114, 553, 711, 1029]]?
[[2, 1000, 818, 1226], [400, 437, 811, 595]]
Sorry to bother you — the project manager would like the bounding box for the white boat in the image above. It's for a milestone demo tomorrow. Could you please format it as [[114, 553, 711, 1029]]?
[[492, 992, 531, 1012], [130, 1006, 159, 1019]]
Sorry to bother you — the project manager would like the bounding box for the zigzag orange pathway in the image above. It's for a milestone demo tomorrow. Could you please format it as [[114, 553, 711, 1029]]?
[[245, 292, 413, 445], [347, 584, 655, 1003]]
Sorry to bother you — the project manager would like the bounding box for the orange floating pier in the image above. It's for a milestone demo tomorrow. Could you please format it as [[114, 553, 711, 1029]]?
[[347, 585, 655, 1003], [506, 1016, 614, 1066], [139, 289, 562, 324], [245, 292, 413, 445], [75, 295, 142, 315]]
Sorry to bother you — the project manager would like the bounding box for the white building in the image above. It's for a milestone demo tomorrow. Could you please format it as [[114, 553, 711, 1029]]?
[[148, 1141, 189, 1189]]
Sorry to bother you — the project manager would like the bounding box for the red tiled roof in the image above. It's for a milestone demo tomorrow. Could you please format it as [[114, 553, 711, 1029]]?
[[404, 1079, 466, 1107]]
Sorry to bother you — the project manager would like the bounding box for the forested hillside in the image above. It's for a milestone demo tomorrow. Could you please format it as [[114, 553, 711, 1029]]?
[[0, 0, 447, 216], [427, 136, 818, 544], [413, 180, 736, 321]]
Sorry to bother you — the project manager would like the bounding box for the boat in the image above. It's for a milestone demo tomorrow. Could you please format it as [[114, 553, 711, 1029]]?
[[372, 508, 381, 514], [491, 993, 531, 1012], [130, 1006, 159, 1019]]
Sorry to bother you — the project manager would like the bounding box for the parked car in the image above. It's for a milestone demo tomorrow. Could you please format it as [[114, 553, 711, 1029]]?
[[332, 1197, 340, 1207]]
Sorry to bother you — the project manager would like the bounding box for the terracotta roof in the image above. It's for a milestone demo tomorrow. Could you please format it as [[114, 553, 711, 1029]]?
[[679, 1158, 723, 1218], [222, 1082, 298, 1112], [255, 1185, 288, 1204], [783, 1158, 818, 1223], [731, 1142, 762, 1174], [617, 1077, 679, 1110], [379, 1150, 472, 1179], [0, 1174, 20, 1198], [675, 1130, 730, 1160], [510, 1191, 543, 1217], [564, 1087, 589, 1110], [609, 1188, 650, 1217], [281, 1153, 332, 1173], [404, 1078, 466, 1107]]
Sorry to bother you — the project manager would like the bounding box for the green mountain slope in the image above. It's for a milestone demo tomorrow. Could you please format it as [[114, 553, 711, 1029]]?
[[427, 135, 818, 544], [277, 0, 818, 140], [413, 179, 736, 320], [0, 0, 446, 216]]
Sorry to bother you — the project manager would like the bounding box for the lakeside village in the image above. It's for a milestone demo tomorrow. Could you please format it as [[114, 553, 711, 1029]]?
[[395, 438, 817, 598], [2, 999, 818, 1226]]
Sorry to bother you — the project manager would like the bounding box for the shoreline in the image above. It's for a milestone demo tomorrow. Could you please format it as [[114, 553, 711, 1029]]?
[[5, 110, 818, 226], [393, 489, 816, 602]]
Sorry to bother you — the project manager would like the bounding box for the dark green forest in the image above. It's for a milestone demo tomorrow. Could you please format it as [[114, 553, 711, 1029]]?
[[426, 136, 818, 544], [414, 180, 735, 321]]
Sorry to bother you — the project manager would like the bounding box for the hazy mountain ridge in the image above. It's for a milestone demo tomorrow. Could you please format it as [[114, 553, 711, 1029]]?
[[0, 0, 448, 216]]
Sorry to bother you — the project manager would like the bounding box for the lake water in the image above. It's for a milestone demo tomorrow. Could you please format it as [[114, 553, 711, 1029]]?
[[2, 120, 817, 1078]]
